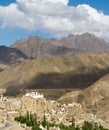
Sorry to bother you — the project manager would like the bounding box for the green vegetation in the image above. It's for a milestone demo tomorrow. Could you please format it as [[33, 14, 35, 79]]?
[[14, 112, 108, 130]]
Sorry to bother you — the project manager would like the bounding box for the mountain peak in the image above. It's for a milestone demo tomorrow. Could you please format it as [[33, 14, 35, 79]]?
[[66, 32, 98, 39], [60, 32, 109, 54], [81, 32, 93, 36], [11, 32, 109, 58]]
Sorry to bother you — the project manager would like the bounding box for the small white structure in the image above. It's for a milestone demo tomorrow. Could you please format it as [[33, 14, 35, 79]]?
[[0, 95, 3, 102], [25, 92, 44, 99], [0, 95, 7, 102], [7, 110, 18, 114], [11, 99, 21, 106]]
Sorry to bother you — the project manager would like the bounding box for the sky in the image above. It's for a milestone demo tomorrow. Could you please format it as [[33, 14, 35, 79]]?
[[0, 0, 109, 46]]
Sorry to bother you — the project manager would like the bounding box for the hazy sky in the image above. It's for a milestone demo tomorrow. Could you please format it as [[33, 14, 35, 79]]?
[[0, 0, 109, 46]]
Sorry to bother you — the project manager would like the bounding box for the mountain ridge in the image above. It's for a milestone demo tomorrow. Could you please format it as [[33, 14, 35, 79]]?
[[11, 33, 109, 58], [11, 36, 84, 59], [0, 32, 108, 68]]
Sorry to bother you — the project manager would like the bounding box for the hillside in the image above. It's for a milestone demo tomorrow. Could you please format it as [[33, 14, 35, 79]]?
[[1, 53, 109, 96], [58, 73, 109, 124], [0, 46, 28, 65]]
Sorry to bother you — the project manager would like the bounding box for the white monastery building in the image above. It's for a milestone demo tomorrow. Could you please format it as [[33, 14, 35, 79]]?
[[25, 92, 44, 99]]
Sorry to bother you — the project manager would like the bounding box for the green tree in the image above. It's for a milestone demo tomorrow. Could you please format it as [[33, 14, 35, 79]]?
[[71, 117, 75, 127], [82, 121, 93, 130], [30, 113, 34, 126], [26, 120, 33, 127], [41, 113, 48, 128], [47, 123, 50, 130], [32, 123, 41, 130], [99, 124, 108, 130], [25, 111, 30, 120]]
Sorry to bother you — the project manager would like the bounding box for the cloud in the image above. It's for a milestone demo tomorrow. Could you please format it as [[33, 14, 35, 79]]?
[[0, 0, 109, 41]]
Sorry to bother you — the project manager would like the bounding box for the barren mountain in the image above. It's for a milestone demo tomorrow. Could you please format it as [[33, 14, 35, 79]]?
[[11, 33, 109, 57], [1, 53, 109, 96], [60, 33, 109, 54], [0, 46, 28, 65], [11, 36, 83, 58]]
